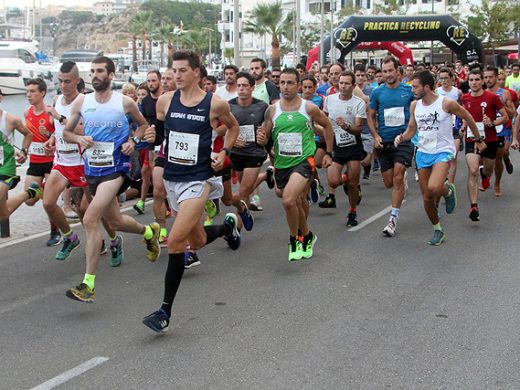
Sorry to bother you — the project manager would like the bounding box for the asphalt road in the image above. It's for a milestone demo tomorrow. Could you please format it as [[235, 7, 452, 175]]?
[[2, 152, 520, 390]]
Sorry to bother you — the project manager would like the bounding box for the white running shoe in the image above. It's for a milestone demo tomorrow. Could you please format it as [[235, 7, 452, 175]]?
[[382, 217, 397, 237]]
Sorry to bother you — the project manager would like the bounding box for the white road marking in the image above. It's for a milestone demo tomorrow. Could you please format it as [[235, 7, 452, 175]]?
[[30, 357, 109, 390], [348, 200, 407, 232]]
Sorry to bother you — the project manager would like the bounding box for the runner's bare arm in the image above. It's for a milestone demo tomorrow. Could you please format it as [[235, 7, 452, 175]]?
[[263, 106, 274, 140], [124, 95, 155, 144], [62, 95, 90, 148], [396, 101, 417, 145], [8, 114, 32, 163], [444, 98, 484, 150], [156, 92, 172, 121], [367, 107, 382, 148], [502, 90, 515, 118], [308, 103, 333, 154], [512, 110, 520, 150]]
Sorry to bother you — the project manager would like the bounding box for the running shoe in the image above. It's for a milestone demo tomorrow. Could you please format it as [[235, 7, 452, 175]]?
[[144, 222, 161, 262], [231, 170, 238, 184], [47, 230, 63, 247], [133, 199, 145, 215], [301, 233, 317, 259], [204, 199, 218, 219], [184, 252, 201, 269], [55, 234, 80, 261], [100, 239, 108, 255], [318, 194, 336, 208], [110, 235, 124, 267], [428, 230, 446, 246], [469, 206, 480, 222], [504, 156, 514, 174], [317, 182, 325, 196], [479, 167, 490, 191], [372, 159, 380, 171], [382, 217, 397, 237], [444, 182, 457, 214], [142, 309, 170, 333], [26, 182, 42, 200], [159, 235, 168, 248], [346, 212, 358, 227], [310, 179, 319, 203], [266, 166, 275, 189], [363, 164, 371, 180], [288, 240, 303, 261], [223, 213, 241, 250], [249, 195, 263, 211], [204, 214, 215, 226], [66, 283, 94, 303], [238, 200, 254, 231]]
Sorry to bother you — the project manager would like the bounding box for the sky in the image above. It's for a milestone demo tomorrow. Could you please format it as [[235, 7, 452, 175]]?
[[3, 0, 95, 9]]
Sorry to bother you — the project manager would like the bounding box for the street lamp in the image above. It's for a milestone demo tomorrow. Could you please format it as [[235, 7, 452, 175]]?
[[202, 27, 214, 67]]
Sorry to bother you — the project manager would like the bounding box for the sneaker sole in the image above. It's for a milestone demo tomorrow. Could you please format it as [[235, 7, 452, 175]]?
[[185, 260, 201, 269], [55, 241, 81, 261], [142, 319, 169, 333], [47, 237, 63, 247], [65, 290, 94, 303], [382, 230, 395, 237], [428, 236, 447, 246]]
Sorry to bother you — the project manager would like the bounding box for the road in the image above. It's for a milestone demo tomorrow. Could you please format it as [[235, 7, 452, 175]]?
[[2, 154, 520, 390]]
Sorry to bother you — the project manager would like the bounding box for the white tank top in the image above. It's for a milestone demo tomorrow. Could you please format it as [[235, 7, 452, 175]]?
[[0, 110, 12, 144], [54, 94, 83, 166], [415, 95, 456, 155], [436, 86, 459, 101]]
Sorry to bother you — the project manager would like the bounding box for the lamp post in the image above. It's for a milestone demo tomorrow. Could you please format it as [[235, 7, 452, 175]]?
[[233, 0, 240, 66], [296, 0, 301, 64], [202, 27, 214, 67], [320, 0, 325, 65]]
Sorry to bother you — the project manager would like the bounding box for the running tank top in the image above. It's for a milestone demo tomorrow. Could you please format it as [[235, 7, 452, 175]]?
[[415, 95, 455, 155], [272, 99, 316, 169], [163, 90, 214, 182], [54, 94, 83, 166], [25, 106, 55, 164], [0, 111, 15, 176], [494, 88, 510, 131], [81, 92, 130, 177]]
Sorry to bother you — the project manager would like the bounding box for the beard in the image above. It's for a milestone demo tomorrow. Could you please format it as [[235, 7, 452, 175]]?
[[92, 78, 111, 92]]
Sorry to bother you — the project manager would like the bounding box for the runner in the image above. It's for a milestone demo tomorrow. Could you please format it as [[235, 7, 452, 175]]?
[[460, 68, 508, 221], [316, 65, 330, 95], [323, 70, 367, 227], [368, 56, 415, 237], [271, 67, 281, 91], [484, 66, 516, 196], [142, 50, 241, 333], [215, 64, 238, 101], [61, 56, 160, 302], [395, 70, 480, 245], [24, 78, 61, 246], [263, 68, 334, 261], [0, 88, 41, 219], [505, 63, 520, 94]]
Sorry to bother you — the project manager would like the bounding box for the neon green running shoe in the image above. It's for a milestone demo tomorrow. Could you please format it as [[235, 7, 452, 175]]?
[[204, 200, 218, 218], [66, 283, 95, 303], [288, 241, 303, 261]]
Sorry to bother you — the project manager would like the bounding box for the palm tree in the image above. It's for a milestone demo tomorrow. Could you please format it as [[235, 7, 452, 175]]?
[[128, 22, 141, 72], [156, 25, 174, 67], [131, 11, 153, 63], [244, 1, 285, 68], [182, 30, 207, 63]]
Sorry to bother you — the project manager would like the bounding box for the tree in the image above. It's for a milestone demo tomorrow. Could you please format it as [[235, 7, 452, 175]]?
[[128, 21, 141, 72], [467, 0, 510, 59], [244, 1, 286, 68], [156, 25, 174, 68], [131, 11, 153, 63], [182, 30, 207, 63]]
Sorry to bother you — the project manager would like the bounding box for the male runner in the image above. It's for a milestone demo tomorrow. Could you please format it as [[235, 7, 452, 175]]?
[[323, 70, 367, 227], [142, 50, 241, 333], [395, 70, 480, 245], [0, 88, 41, 219], [271, 68, 282, 91], [62, 56, 160, 302], [263, 68, 333, 261], [215, 65, 239, 101], [24, 78, 61, 246], [484, 66, 516, 196], [505, 63, 520, 93], [368, 56, 415, 237], [316, 65, 330, 95], [353, 65, 374, 180], [461, 69, 508, 221]]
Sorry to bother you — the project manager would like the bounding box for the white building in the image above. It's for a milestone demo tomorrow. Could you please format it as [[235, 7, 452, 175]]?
[[93, 1, 116, 17]]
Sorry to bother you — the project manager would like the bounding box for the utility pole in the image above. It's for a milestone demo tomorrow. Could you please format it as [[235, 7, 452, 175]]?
[[320, 0, 325, 65], [330, 0, 335, 63], [296, 0, 301, 65], [233, 0, 240, 67]]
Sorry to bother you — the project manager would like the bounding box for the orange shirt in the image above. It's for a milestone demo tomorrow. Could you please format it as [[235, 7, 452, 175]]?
[[26, 106, 55, 164]]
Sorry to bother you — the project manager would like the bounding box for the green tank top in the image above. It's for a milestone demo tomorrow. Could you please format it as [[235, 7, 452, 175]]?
[[0, 111, 16, 177], [272, 99, 316, 169]]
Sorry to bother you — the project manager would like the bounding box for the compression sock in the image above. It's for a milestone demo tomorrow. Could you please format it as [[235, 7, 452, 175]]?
[[391, 207, 400, 219], [433, 223, 442, 231], [160, 253, 185, 318], [82, 273, 96, 290], [204, 224, 228, 245]]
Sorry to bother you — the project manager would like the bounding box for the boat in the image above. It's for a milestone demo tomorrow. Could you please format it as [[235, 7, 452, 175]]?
[[128, 60, 160, 85], [55, 49, 102, 92], [0, 39, 55, 95]]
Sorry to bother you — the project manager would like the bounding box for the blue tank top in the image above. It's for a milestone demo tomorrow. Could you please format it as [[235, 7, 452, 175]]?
[[81, 92, 130, 177], [163, 90, 214, 182]]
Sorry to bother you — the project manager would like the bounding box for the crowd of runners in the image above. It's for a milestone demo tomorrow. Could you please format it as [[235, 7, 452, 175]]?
[[1, 51, 519, 333]]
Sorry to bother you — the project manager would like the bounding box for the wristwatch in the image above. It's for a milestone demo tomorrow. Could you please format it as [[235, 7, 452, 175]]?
[[325, 151, 333, 158], [476, 137, 484, 143], [59, 115, 67, 124], [131, 136, 141, 145]]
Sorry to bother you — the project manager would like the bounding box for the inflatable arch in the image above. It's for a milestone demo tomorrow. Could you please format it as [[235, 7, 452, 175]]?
[[314, 14, 482, 65]]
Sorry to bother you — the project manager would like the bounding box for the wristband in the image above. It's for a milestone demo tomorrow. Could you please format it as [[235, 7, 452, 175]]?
[[21, 148, 28, 155], [59, 115, 66, 124], [325, 151, 333, 157], [222, 148, 231, 156]]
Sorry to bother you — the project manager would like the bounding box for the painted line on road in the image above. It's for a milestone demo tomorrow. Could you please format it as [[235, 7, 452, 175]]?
[[348, 200, 407, 232], [0, 200, 153, 249], [30, 357, 109, 390]]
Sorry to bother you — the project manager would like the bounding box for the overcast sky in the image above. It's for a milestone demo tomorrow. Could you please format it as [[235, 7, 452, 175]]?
[[4, 0, 94, 9]]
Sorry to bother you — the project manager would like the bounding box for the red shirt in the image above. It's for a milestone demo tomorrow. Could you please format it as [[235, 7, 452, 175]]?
[[461, 90, 504, 142], [25, 106, 55, 164]]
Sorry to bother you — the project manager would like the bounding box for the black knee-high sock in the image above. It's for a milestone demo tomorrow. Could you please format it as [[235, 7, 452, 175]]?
[[204, 224, 230, 245], [161, 253, 185, 317]]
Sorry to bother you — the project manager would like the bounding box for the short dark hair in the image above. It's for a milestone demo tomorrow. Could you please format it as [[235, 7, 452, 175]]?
[[329, 62, 345, 72], [301, 75, 317, 86], [224, 64, 239, 74], [320, 65, 329, 73], [438, 67, 453, 78], [353, 63, 366, 72], [137, 83, 149, 92], [281, 67, 300, 83], [382, 56, 399, 70], [412, 70, 435, 90], [236, 71, 255, 87], [147, 70, 161, 79], [367, 65, 377, 72], [199, 64, 207, 79], [59, 61, 78, 75], [26, 78, 47, 93], [172, 50, 200, 70], [92, 56, 115, 74], [77, 78, 85, 92], [296, 63, 306, 72], [484, 66, 499, 76], [206, 75, 217, 85], [469, 68, 483, 79], [512, 63, 520, 69], [250, 57, 267, 69], [271, 67, 281, 74], [340, 70, 356, 85]]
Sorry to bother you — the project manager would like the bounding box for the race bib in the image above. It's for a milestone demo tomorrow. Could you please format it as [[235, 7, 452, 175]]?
[[86, 141, 114, 167], [467, 122, 486, 139], [418, 130, 437, 153], [168, 131, 199, 166], [334, 127, 356, 147], [29, 142, 46, 156], [56, 136, 79, 154], [384, 107, 405, 127], [238, 125, 255, 143], [278, 132, 302, 157], [0, 145, 3, 165]]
